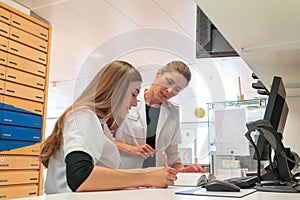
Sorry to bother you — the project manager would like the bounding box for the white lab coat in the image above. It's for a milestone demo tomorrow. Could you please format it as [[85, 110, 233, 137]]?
[[115, 93, 182, 169], [45, 107, 121, 194]]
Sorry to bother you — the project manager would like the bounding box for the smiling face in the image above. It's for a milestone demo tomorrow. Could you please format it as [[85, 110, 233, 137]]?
[[149, 69, 188, 104]]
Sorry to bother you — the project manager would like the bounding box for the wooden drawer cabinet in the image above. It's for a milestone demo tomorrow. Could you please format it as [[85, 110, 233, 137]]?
[[0, 21, 9, 37], [10, 26, 48, 53], [11, 13, 48, 40], [6, 67, 45, 89], [7, 53, 46, 77], [4, 81, 44, 102], [8, 39, 47, 64], [0, 170, 39, 185], [0, 1, 51, 198], [0, 184, 38, 199]]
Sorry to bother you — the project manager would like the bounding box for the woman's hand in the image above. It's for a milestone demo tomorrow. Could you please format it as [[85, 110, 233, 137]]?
[[127, 144, 157, 159], [177, 164, 205, 173], [144, 167, 177, 188], [115, 140, 157, 159]]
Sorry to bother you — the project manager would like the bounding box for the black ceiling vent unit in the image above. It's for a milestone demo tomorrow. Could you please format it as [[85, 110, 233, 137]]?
[[196, 6, 238, 58]]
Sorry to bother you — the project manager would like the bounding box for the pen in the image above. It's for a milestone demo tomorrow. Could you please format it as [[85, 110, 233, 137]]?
[[162, 152, 167, 167]]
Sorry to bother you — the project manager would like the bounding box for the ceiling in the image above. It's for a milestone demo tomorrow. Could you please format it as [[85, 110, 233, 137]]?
[[10, 0, 198, 118], [9, 0, 300, 119], [196, 0, 300, 97]]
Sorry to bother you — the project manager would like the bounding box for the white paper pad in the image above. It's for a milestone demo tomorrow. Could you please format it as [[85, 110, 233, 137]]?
[[175, 187, 256, 198]]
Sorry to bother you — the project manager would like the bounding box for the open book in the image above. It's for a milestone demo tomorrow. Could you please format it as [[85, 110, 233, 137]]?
[[174, 172, 213, 187]]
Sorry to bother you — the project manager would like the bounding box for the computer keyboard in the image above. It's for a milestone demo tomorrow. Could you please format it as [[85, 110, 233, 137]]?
[[224, 175, 258, 189], [255, 182, 300, 193]]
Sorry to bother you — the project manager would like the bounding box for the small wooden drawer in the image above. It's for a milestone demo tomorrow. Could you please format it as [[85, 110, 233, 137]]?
[[0, 155, 39, 169], [0, 50, 7, 65], [0, 170, 39, 185], [0, 7, 10, 24], [0, 142, 40, 155], [4, 81, 44, 102], [0, 35, 8, 51], [0, 64, 5, 79], [0, 21, 9, 37], [3, 95, 43, 115], [7, 53, 46, 77], [8, 40, 47, 65], [0, 184, 38, 199], [6, 67, 45, 89], [10, 26, 48, 53], [0, 140, 36, 152], [11, 13, 48, 41]]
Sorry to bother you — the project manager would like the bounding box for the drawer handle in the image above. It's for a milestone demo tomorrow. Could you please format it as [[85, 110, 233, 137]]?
[[10, 47, 19, 52], [0, 15, 9, 20], [36, 96, 43, 99], [6, 89, 15, 93], [36, 83, 44, 86], [32, 149, 39, 153], [28, 192, 37, 195], [38, 58, 46, 62], [0, 58, 5, 62], [12, 20, 21, 26], [40, 33, 47, 38], [11, 33, 20, 38], [0, 73, 4, 76], [0, 44, 7, 48], [4, 118, 12, 122], [30, 178, 38, 181], [0, 164, 9, 167], [0, 195, 7, 198], [0, 29, 8, 34], [3, 134, 11, 137], [34, 109, 42, 113], [31, 164, 39, 166], [37, 70, 45, 74], [0, 179, 8, 182], [9, 61, 17, 65], [33, 136, 40, 139], [7, 75, 16, 79], [39, 45, 46, 49]]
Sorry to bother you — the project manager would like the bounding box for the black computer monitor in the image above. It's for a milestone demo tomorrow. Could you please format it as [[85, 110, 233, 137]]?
[[254, 76, 289, 161], [252, 76, 293, 181]]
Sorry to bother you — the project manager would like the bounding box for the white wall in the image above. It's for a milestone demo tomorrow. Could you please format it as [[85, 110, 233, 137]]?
[[284, 97, 300, 154]]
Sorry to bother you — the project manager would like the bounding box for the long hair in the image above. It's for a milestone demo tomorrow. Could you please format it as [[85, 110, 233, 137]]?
[[40, 60, 142, 167]]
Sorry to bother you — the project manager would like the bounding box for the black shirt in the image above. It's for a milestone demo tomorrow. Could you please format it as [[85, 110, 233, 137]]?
[[142, 104, 160, 168]]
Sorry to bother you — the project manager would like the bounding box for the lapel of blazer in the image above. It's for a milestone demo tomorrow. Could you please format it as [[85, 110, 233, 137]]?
[[156, 101, 171, 139]]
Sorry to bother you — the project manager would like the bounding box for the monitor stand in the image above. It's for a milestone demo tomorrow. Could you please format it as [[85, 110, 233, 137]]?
[[255, 180, 300, 193]]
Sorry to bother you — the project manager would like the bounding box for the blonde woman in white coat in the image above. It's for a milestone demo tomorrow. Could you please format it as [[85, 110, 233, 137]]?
[[115, 61, 205, 173]]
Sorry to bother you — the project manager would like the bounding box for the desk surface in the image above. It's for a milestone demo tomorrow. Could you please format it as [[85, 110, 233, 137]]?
[[15, 187, 299, 200]]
